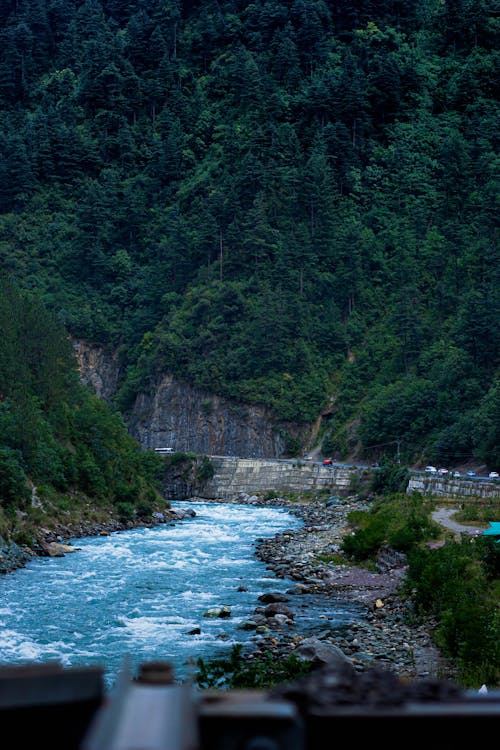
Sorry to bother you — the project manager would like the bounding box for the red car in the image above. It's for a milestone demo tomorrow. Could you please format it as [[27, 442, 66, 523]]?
[[323, 458, 333, 465]]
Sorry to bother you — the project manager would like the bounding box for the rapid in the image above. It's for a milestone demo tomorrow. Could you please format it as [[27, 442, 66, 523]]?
[[0, 501, 361, 689]]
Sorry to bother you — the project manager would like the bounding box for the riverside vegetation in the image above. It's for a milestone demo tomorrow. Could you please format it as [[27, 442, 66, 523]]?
[[196, 486, 499, 692]]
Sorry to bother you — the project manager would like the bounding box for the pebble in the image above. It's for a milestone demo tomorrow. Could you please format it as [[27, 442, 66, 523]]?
[[227, 493, 457, 682]]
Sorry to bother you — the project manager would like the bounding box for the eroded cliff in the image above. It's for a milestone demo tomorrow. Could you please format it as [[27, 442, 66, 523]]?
[[74, 341, 309, 458]]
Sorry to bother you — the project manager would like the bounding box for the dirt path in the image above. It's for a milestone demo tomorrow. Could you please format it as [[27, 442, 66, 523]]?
[[431, 507, 484, 537]]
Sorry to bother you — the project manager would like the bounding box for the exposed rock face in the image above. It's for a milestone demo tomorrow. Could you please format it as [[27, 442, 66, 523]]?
[[73, 342, 308, 458], [127, 374, 306, 458], [73, 341, 122, 401], [0, 538, 35, 574]]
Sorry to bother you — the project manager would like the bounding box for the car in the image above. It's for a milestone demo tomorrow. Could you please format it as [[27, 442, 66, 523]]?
[[304, 455, 314, 460], [437, 468, 449, 475], [323, 458, 333, 465], [452, 471, 461, 478], [466, 470, 476, 477], [489, 471, 499, 479], [425, 465, 437, 473]]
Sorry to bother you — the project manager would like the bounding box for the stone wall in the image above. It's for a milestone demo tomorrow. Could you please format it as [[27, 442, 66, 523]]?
[[189, 457, 363, 500], [407, 475, 499, 501], [168, 457, 500, 503]]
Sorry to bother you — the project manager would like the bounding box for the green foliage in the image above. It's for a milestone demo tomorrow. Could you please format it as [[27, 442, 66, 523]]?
[[0, 446, 30, 508], [0, 279, 164, 537], [195, 455, 215, 483], [372, 460, 410, 494], [195, 644, 312, 690], [405, 539, 500, 686], [341, 493, 440, 560], [0, 3, 498, 457], [115, 502, 135, 522]]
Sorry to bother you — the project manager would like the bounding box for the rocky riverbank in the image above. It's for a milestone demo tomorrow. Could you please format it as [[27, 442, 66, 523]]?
[[0, 492, 457, 685], [212, 493, 458, 684]]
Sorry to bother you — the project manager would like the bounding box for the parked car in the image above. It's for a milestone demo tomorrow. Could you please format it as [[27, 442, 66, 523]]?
[[323, 458, 333, 465], [425, 465, 437, 473], [466, 470, 476, 477], [452, 471, 461, 478], [489, 471, 499, 479], [437, 468, 449, 475]]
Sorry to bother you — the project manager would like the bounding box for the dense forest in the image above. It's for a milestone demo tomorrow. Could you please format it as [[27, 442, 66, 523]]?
[[0, 0, 498, 468], [0, 277, 165, 540]]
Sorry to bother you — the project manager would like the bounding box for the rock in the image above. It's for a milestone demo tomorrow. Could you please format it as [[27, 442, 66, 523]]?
[[39, 540, 67, 557], [263, 603, 294, 620], [293, 637, 355, 671], [258, 592, 290, 603], [203, 605, 231, 618]]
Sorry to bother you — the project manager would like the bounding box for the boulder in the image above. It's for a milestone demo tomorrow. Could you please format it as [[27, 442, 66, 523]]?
[[258, 592, 290, 603], [203, 605, 231, 618], [263, 602, 294, 620], [293, 637, 355, 671]]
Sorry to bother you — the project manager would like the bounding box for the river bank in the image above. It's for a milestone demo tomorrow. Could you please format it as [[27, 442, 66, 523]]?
[[208, 493, 458, 683], [0, 493, 458, 685]]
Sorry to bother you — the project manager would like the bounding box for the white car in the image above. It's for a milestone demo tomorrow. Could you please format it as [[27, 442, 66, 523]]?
[[425, 465, 437, 473], [437, 468, 449, 475], [489, 471, 499, 479]]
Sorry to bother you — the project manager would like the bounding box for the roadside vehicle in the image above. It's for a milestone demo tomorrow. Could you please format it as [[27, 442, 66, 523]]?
[[323, 458, 333, 465], [452, 471, 461, 477], [466, 470, 476, 477], [489, 471, 499, 479], [437, 468, 449, 475], [425, 465, 437, 473]]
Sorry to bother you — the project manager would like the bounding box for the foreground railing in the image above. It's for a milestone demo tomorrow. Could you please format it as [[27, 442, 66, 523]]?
[[1, 660, 498, 749]]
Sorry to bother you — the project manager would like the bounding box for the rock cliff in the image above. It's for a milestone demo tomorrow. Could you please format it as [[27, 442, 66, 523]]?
[[74, 341, 309, 458]]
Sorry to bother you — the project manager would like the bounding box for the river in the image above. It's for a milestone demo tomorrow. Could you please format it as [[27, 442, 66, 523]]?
[[0, 500, 361, 689]]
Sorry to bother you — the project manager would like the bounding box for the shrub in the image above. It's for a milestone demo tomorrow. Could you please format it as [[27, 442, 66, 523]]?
[[0, 447, 30, 508], [195, 644, 312, 690], [405, 540, 499, 686], [195, 455, 214, 482], [115, 502, 135, 521]]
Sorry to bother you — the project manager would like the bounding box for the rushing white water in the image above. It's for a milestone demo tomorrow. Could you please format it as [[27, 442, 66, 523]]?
[[0, 501, 360, 689]]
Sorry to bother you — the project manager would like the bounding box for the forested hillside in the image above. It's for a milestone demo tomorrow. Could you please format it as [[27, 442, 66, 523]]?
[[0, 0, 498, 468], [0, 278, 164, 540]]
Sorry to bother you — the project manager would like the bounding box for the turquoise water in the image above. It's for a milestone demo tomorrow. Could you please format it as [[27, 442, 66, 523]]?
[[0, 501, 359, 689]]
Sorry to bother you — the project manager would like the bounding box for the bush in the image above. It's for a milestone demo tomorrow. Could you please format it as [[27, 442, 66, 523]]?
[[115, 502, 135, 521], [341, 516, 387, 560], [195, 455, 214, 482], [0, 447, 30, 508], [405, 540, 499, 686], [341, 493, 440, 561], [195, 644, 312, 690]]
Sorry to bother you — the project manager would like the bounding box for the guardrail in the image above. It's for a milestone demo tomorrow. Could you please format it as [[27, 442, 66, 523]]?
[[2, 661, 499, 749]]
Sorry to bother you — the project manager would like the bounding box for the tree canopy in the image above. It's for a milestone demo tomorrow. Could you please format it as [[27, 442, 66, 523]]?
[[0, 0, 498, 467]]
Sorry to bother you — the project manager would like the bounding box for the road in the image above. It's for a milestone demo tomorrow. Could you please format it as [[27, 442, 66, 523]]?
[[431, 507, 484, 537]]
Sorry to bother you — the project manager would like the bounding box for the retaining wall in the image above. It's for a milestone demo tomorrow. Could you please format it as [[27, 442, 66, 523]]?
[[407, 475, 499, 500], [198, 457, 359, 499]]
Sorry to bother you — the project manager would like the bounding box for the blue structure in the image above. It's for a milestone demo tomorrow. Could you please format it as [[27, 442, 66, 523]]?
[[482, 522, 500, 539]]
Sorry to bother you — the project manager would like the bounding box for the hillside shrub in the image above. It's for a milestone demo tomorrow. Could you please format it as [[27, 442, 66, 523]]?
[[405, 538, 499, 687]]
